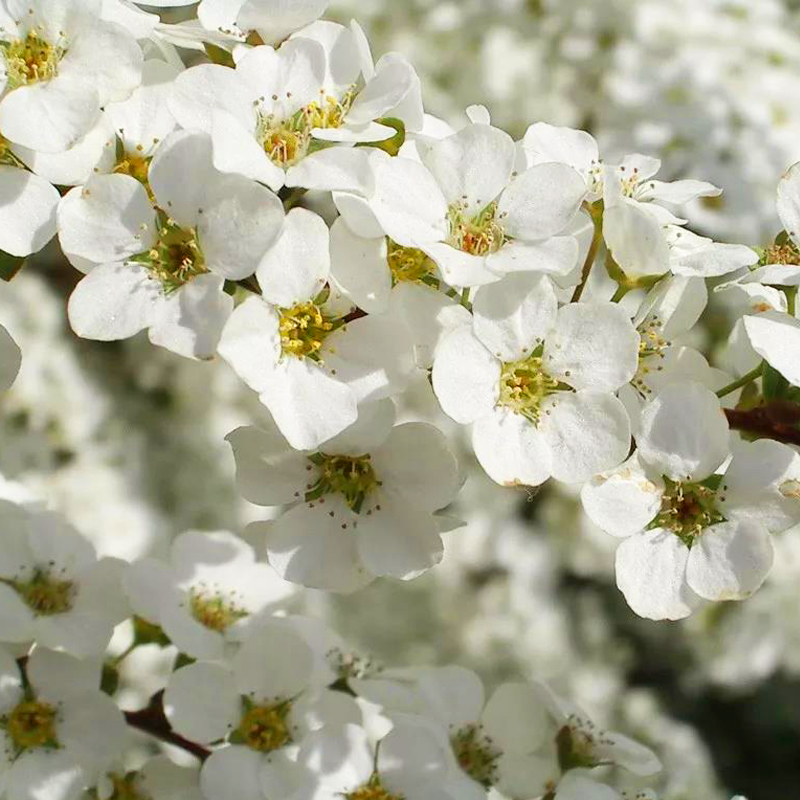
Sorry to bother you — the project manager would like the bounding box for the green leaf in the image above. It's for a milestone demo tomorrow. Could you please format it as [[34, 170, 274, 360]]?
[[132, 616, 172, 648], [0, 250, 25, 282], [204, 43, 235, 68], [355, 117, 406, 156], [101, 662, 120, 696], [762, 363, 790, 401]]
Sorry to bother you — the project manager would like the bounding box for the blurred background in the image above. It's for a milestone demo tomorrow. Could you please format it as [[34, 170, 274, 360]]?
[[4, 1, 800, 797]]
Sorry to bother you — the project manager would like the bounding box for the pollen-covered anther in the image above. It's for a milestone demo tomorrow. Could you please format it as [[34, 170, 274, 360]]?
[[189, 589, 247, 632], [278, 301, 335, 360], [134, 216, 207, 293], [653, 478, 725, 547], [7, 568, 75, 616], [236, 700, 293, 753], [3, 30, 64, 89], [305, 453, 379, 513], [451, 723, 501, 788], [4, 699, 59, 753], [346, 775, 403, 800], [386, 239, 437, 285], [447, 201, 505, 257], [498, 355, 561, 424]]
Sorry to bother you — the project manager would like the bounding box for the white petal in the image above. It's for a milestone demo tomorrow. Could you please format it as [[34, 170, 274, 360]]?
[[232, 620, 314, 699], [284, 147, 376, 194], [58, 174, 155, 265], [472, 408, 552, 488], [320, 398, 396, 455], [6, 750, 85, 800], [686, 520, 774, 602], [378, 716, 450, 795], [421, 241, 500, 288], [369, 156, 448, 246], [498, 163, 586, 240], [226, 424, 309, 506], [481, 683, 549, 755], [0, 168, 58, 256], [414, 666, 484, 729], [671, 242, 757, 279], [421, 124, 515, 216], [371, 423, 460, 512], [743, 310, 800, 386], [347, 59, 415, 125], [67, 263, 160, 342], [0, 76, 99, 153], [645, 179, 720, 205], [473, 272, 557, 361], [298, 724, 373, 793], [615, 528, 699, 620], [328, 217, 391, 314], [544, 302, 639, 392], [556, 774, 621, 800], [260, 357, 358, 451], [636, 382, 729, 481], [257, 208, 328, 306], [211, 108, 283, 189], [148, 274, 233, 360], [777, 160, 800, 244], [356, 490, 444, 580], [603, 199, 670, 279], [521, 122, 599, 177], [200, 747, 264, 800], [543, 392, 631, 483], [431, 326, 500, 424], [57, 692, 127, 773], [240, 0, 329, 44], [267, 498, 371, 593], [486, 236, 579, 276], [200, 173, 284, 280]]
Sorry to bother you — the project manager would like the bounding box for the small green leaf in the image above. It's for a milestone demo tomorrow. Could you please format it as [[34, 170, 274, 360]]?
[[762, 363, 790, 400], [204, 43, 235, 68], [101, 662, 120, 696], [0, 250, 25, 282], [132, 616, 172, 648], [356, 117, 406, 157]]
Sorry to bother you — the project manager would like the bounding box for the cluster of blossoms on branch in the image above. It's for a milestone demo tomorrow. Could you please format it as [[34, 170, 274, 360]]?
[[0, 0, 796, 797]]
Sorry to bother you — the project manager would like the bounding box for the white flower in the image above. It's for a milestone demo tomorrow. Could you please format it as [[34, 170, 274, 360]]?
[[218, 208, 412, 449], [60, 129, 284, 359], [0, 646, 128, 800], [0, 0, 143, 153], [170, 28, 418, 193], [297, 718, 458, 800], [124, 530, 297, 661], [0, 161, 59, 257], [197, 0, 329, 45], [95, 757, 203, 800], [583, 382, 798, 619], [228, 400, 461, 593], [433, 287, 637, 486], [367, 122, 587, 287], [602, 155, 756, 281], [0, 500, 129, 657], [163, 620, 359, 800], [0, 323, 20, 392]]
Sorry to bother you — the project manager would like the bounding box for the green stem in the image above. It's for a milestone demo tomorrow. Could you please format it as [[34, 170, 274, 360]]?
[[716, 362, 764, 398], [785, 286, 797, 317], [459, 287, 471, 310], [570, 202, 603, 303], [610, 284, 630, 303]]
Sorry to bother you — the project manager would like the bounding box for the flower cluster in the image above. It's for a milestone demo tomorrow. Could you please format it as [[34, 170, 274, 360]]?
[[0, 0, 798, 797]]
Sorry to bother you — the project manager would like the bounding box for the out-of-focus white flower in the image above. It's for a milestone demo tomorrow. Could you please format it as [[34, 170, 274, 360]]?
[[0, 324, 20, 392]]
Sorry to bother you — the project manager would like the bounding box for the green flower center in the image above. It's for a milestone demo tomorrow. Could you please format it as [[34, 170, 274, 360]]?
[[498, 354, 562, 425], [347, 775, 403, 800], [386, 239, 437, 285], [133, 215, 207, 293], [652, 478, 725, 547], [305, 453, 380, 513], [451, 724, 501, 788], [278, 301, 335, 360], [3, 699, 59, 753], [235, 700, 293, 753], [556, 720, 601, 772], [189, 590, 247, 633], [3, 31, 64, 90], [447, 201, 505, 257], [6, 568, 75, 616]]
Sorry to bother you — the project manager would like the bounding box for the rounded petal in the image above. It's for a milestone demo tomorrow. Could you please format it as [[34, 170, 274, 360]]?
[[685, 520, 774, 602], [636, 382, 729, 481], [497, 163, 586, 240], [543, 391, 631, 484], [473, 273, 558, 362], [0, 167, 59, 256], [743, 310, 800, 386], [267, 497, 371, 593], [58, 174, 156, 265], [379, 716, 450, 795], [544, 302, 639, 392], [472, 408, 552, 488], [615, 528, 699, 620], [257, 208, 328, 306], [200, 747, 264, 800], [482, 683, 549, 755], [371, 423, 460, 512], [431, 326, 500, 424], [67, 263, 160, 342], [603, 199, 670, 280]]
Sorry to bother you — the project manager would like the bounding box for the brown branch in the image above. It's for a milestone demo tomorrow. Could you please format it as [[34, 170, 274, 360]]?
[[124, 691, 211, 762], [724, 405, 800, 447]]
